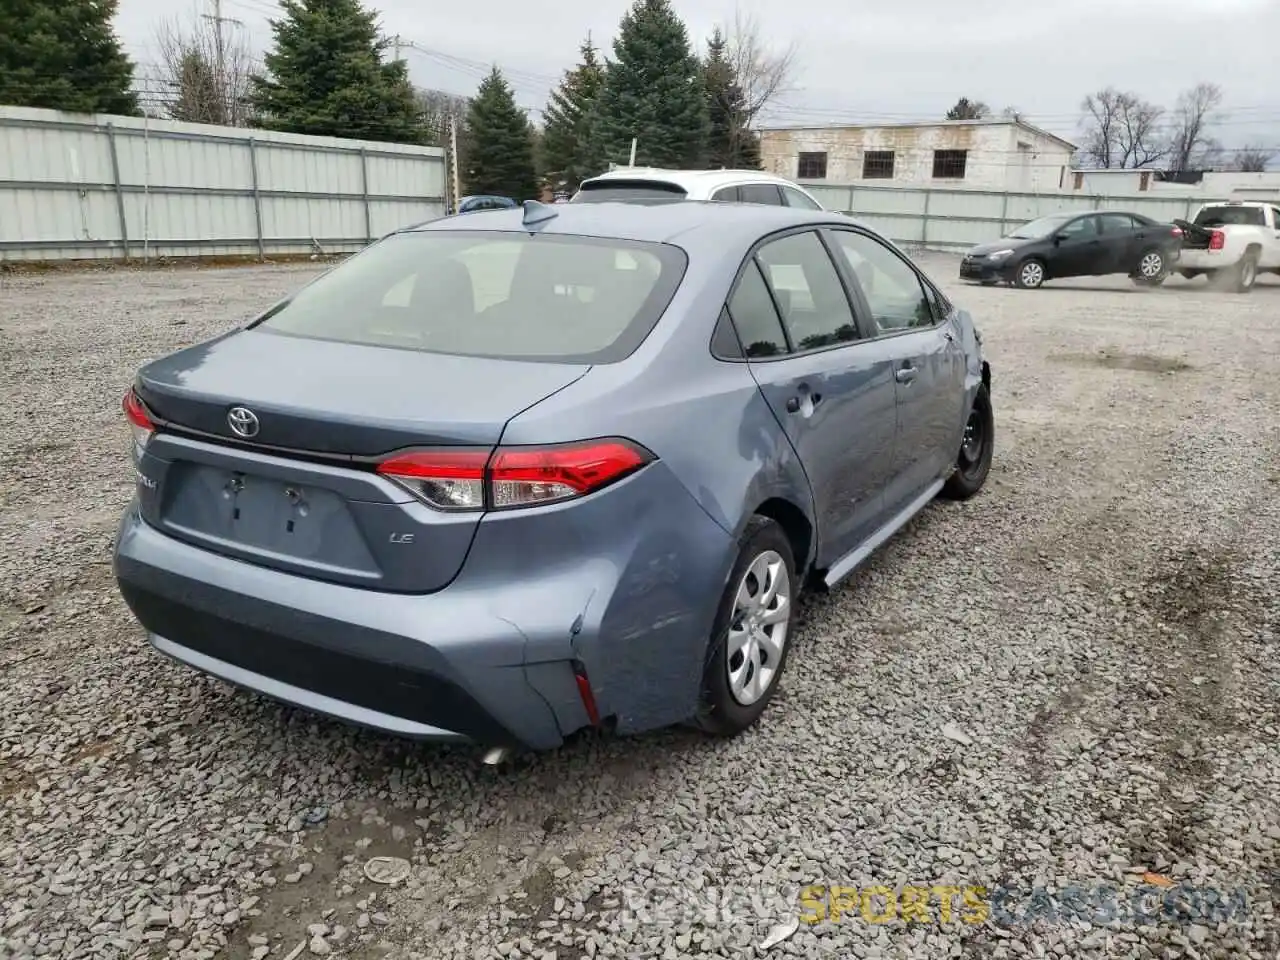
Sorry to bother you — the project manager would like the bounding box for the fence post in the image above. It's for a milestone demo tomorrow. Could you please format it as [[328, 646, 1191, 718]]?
[[105, 123, 130, 261], [920, 189, 931, 246], [247, 138, 265, 260], [999, 193, 1009, 237], [359, 148, 372, 243], [846, 186, 856, 214]]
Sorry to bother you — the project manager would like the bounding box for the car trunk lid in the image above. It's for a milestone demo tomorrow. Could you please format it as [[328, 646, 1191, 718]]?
[[132, 329, 588, 592]]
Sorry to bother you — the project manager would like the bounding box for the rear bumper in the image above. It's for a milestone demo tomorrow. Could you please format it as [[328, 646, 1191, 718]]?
[[112, 461, 736, 750], [1175, 249, 1226, 270]]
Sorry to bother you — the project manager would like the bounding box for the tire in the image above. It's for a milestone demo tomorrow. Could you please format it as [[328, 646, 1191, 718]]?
[[941, 383, 995, 501], [1013, 259, 1046, 289], [1231, 252, 1259, 293], [1132, 247, 1167, 286], [695, 516, 796, 737]]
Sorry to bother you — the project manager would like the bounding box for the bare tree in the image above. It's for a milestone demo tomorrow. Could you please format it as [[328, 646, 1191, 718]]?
[[153, 13, 255, 126], [725, 8, 797, 129], [1231, 145, 1275, 172], [415, 88, 471, 146], [1000, 105, 1026, 123], [1167, 82, 1223, 173], [1080, 87, 1168, 169]]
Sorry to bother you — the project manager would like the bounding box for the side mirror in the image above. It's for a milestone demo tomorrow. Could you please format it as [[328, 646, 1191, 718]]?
[[1052, 234, 1066, 244]]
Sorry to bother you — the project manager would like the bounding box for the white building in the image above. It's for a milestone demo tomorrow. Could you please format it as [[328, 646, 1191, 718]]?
[[759, 119, 1078, 192], [1066, 168, 1280, 200]]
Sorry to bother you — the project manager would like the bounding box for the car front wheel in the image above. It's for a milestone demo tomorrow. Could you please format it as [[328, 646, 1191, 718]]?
[[696, 516, 796, 737], [941, 384, 995, 500]]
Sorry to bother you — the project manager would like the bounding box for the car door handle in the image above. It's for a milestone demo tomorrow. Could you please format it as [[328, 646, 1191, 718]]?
[[895, 365, 917, 384], [785, 392, 823, 413]]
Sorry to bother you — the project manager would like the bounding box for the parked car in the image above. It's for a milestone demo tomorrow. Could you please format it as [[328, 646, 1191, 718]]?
[[455, 195, 517, 214], [959, 210, 1184, 289], [572, 167, 826, 210], [113, 199, 994, 761], [1173, 200, 1280, 292]]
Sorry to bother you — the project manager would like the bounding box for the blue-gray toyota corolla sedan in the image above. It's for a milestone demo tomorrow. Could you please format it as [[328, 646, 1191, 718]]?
[[113, 199, 994, 758]]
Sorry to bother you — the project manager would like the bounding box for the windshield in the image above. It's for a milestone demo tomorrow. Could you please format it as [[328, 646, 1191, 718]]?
[[572, 180, 688, 203], [1008, 214, 1075, 240], [256, 231, 687, 364], [1194, 205, 1265, 227]]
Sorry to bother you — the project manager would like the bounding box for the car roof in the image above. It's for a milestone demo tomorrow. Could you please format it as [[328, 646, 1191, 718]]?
[[581, 167, 803, 191], [409, 199, 849, 246]]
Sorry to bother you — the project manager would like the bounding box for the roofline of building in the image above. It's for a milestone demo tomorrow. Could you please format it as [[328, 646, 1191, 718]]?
[[758, 118, 1079, 153]]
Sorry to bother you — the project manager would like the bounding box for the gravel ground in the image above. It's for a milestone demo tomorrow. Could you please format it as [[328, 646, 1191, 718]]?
[[1, 255, 1278, 960]]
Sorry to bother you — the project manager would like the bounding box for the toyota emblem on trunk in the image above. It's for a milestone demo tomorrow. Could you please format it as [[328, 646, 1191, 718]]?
[[227, 406, 260, 438]]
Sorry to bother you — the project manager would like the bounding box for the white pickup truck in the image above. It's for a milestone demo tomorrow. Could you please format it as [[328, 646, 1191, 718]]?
[[1173, 200, 1280, 292]]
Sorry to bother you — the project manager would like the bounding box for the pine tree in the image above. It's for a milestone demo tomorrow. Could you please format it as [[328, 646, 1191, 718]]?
[[702, 28, 759, 170], [248, 0, 424, 144], [463, 68, 538, 200], [540, 36, 607, 191], [0, 0, 138, 115], [945, 97, 990, 121], [594, 0, 708, 169]]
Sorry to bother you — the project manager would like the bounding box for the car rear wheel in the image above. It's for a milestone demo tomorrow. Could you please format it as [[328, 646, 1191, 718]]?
[[1233, 252, 1259, 293], [695, 516, 795, 737], [941, 384, 994, 501], [1131, 248, 1167, 286], [1013, 259, 1045, 289]]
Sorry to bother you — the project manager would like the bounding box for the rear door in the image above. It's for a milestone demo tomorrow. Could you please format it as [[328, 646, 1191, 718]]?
[[1098, 213, 1143, 273], [731, 229, 898, 560], [826, 228, 966, 512]]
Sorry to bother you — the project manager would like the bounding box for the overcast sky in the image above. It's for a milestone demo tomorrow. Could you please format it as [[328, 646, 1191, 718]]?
[[114, 0, 1280, 151]]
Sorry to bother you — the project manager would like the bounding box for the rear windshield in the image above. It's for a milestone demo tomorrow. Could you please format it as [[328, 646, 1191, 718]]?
[[1194, 205, 1265, 227], [572, 179, 688, 203], [255, 231, 687, 364]]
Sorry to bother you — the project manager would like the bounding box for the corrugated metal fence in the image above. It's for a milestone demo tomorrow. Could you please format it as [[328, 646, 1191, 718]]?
[[802, 182, 1223, 251], [0, 105, 448, 262]]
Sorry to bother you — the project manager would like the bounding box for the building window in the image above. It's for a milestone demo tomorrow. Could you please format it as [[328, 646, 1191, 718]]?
[[932, 149, 967, 179], [797, 152, 827, 179], [862, 151, 895, 179]]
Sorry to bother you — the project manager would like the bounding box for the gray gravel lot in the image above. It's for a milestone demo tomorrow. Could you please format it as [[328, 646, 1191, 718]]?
[[1, 255, 1278, 960]]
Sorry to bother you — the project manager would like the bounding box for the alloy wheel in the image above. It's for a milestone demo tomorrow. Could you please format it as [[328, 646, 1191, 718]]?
[[1019, 262, 1044, 288], [726, 550, 791, 707], [1139, 252, 1164, 278]]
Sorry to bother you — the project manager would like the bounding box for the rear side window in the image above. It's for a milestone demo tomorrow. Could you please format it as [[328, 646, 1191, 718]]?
[[739, 183, 784, 205], [711, 186, 741, 202], [1099, 213, 1138, 233], [727, 262, 789, 358], [781, 185, 823, 210], [256, 231, 686, 364], [1194, 205, 1265, 227], [572, 180, 688, 203], [755, 231, 859, 351]]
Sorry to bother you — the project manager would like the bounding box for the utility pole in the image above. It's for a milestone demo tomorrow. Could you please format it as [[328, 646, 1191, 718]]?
[[448, 114, 462, 212], [201, 0, 241, 123]]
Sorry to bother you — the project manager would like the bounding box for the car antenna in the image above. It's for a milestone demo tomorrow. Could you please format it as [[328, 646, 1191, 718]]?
[[521, 199, 558, 227]]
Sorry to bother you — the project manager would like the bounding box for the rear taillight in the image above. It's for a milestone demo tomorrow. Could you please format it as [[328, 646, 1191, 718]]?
[[1171, 226, 1183, 239], [1209, 229, 1225, 251], [376, 439, 654, 512], [122, 387, 155, 461]]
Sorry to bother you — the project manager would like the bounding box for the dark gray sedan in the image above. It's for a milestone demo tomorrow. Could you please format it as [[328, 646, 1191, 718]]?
[[114, 199, 994, 760]]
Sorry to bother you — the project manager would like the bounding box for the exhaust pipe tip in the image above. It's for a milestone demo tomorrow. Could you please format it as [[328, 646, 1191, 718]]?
[[481, 747, 511, 766]]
